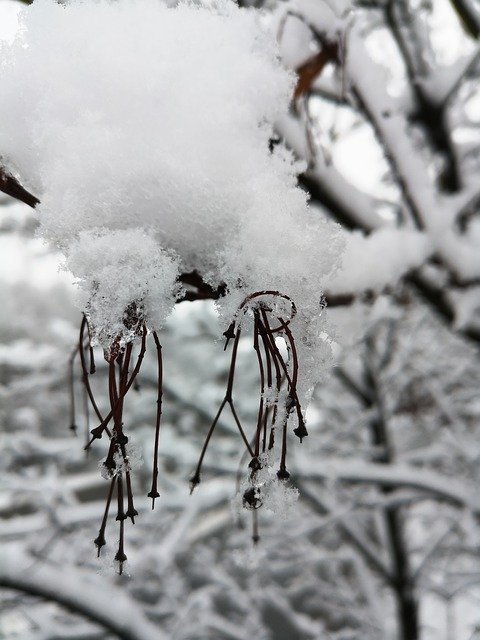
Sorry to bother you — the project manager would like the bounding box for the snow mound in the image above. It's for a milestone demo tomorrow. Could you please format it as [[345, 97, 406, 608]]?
[[0, 0, 342, 396]]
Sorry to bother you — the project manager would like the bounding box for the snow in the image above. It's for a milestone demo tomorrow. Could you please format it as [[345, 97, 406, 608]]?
[[0, 0, 342, 401], [0, 0, 20, 45], [0, 545, 167, 640], [67, 228, 180, 347], [329, 228, 432, 295], [299, 458, 480, 515], [232, 452, 299, 521], [99, 442, 144, 478], [449, 286, 480, 331], [262, 478, 299, 518], [426, 0, 476, 66]]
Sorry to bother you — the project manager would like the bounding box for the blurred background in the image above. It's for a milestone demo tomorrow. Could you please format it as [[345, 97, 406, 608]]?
[[1, 0, 480, 639]]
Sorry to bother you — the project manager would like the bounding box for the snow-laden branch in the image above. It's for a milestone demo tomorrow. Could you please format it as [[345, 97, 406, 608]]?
[[275, 0, 480, 345], [298, 458, 480, 514], [0, 476, 231, 540], [0, 547, 166, 640], [449, 0, 480, 38], [202, 455, 480, 513], [299, 481, 393, 582], [344, 32, 480, 280], [328, 227, 432, 296], [276, 113, 385, 230]]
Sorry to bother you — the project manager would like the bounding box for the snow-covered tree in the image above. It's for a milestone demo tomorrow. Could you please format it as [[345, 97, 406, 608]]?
[[1, 0, 480, 639]]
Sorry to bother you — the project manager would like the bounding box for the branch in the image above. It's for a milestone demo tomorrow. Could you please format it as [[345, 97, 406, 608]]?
[[449, 0, 480, 39], [276, 113, 384, 231], [407, 270, 480, 343], [0, 548, 166, 640], [203, 456, 480, 514], [177, 271, 227, 302], [299, 481, 394, 583], [298, 458, 480, 514], [0, 167, 39, 209], [385, 0, 461, 192]]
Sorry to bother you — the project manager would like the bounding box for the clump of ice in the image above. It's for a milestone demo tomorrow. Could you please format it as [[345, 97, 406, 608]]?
[[0, 0, 342, 393], [67, 229, 180, 346], [262, 478, 299, 519], [99, 442, 144, 479], [232, 452, 299, 521]]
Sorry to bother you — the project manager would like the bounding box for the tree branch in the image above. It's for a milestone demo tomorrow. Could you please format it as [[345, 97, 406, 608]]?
[[0, 548, 166, 640], [0, 167, 39, 209], [298, 459, 480, 512], [449, 0, 480, 39], [385, 0, 461, 192]]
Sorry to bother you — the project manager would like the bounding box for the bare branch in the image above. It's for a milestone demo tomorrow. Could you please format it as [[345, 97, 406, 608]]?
[[0, 167, 39, 209], [449, 0, 480, 39]]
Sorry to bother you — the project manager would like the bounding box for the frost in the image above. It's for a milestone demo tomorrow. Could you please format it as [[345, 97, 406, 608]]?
[[262, 479, 299, 519], [98, 442, 143, 479], [95, 548, 131, 578], [124, 443, 144, 472], [113, 443, 144, 475], [0, 0, 342, 367], [231, 545, 267, 571], [67, 229, 180, 346], [232, 452, 298, 521], [99, 462, 113, 481], [95, 549, 116, 577]]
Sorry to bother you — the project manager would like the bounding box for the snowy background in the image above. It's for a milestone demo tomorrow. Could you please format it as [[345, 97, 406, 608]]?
[[1, 1, 480, 639]]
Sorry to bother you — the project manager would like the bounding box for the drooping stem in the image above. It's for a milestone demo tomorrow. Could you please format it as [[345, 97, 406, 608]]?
[[260, 313, 307, 441], [94, 476, 116, 556], [225, 326, 242, 401], [83, 374, 90, 451], [260, 309, 283, 451], [115, 517, 127, 576], [116, 473, 125, 522], [191, 327, 255, 491], [190, 397, 228, 492], [252, 313, 265, 458], [89, 346, 96, 375], [79, 316, 105, 425], [252, 509, 260, 544], [86, 328, 146, 448], [125, 468, 137, 524], [148, 331, 163, 508], [68, 345, 79, 434], [228, 401, 254, 456]]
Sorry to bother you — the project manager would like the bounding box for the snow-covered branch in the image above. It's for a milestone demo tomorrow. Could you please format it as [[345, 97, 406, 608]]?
[[0, 547, 166, 640]]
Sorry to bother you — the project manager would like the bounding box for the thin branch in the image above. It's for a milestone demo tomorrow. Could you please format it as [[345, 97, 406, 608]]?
[[0, 167, 40, 209]]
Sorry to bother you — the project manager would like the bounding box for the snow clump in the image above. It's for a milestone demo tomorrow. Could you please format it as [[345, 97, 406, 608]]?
[[0, 0, 342, 395]]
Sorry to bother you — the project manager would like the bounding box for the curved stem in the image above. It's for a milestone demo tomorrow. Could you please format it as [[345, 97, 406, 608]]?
[[79, 316, 104, 424]]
